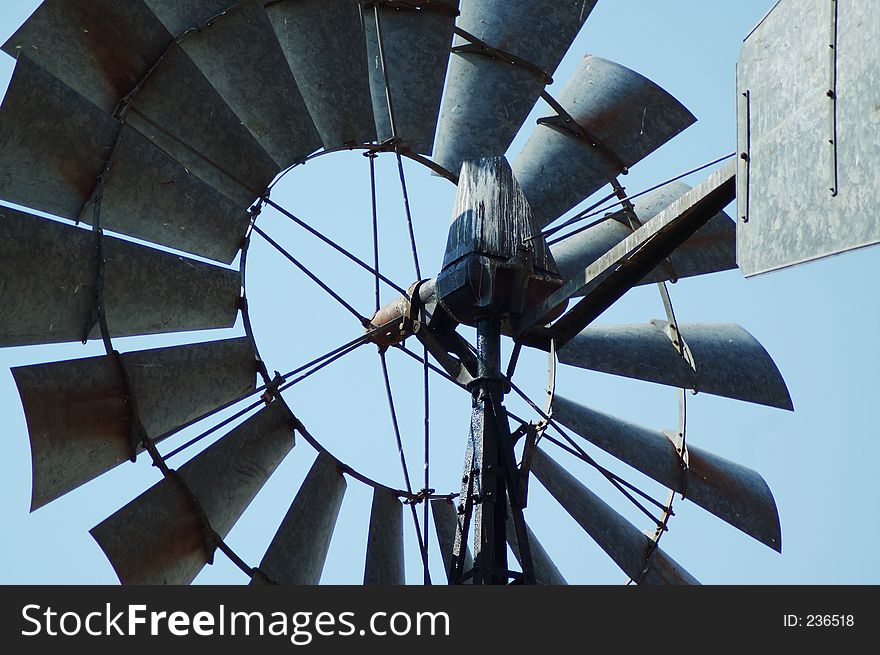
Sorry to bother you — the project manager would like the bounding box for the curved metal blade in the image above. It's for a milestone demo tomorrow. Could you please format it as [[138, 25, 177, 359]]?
[[363, 487, 405, 585], [145, 0, 321, 169], [558, 322, 793, 410], [0, 56, 250, 263], [552, 395, 783, 552], [265, 0, 376, 149], [14, 337, 257, 511], [434, 0, 596, 174], [2, 0, 278, 206], [363, 0, 458, 155], [430, 498, 473, 584], [253, 452, 347, 585], [531, 447, 700, 585], [0, 209, 241, 347], [505, 518, 567, 585], [513, 55, 696, 227], [90, 401, 295, 585], [551, 182, 736, 287]]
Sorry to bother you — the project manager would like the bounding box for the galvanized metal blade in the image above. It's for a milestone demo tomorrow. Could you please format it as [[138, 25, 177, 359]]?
[[0, 209, 241, 347], [90, 402, 295, 585], [144, 0, 321, 169], [363, 0, 458, 155], [253, 452, 347, 585], [430, 498, 473, 584], [551, 395, 783, 551], [363, 487, 405, 585], [264, 0, 376, 149], [551, 182, 736, 288], [505, 517, 567, 585], [3, 0, 278, 206], [531, 447, 700, 585], [434, 0, 596, 174], [558, 322, 793, 411], [513, 55, 696, 227], [0, 56, 250, 263], [13, 337, 257, 511]]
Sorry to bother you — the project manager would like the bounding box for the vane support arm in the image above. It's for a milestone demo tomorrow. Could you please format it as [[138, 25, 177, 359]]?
[[513, 161, 736, 347]]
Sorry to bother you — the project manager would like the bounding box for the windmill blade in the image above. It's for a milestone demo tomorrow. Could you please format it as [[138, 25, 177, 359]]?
[[0, 56, 250, 263], [505, 518, 567, 585], [434, 0, 597, 174], [264, 0, 376, 150], [551, 395, 782, 551], [531, 447, 700, 585], [13, 337, 257, 511], [558, 322, 793, 410], [90, 402, 295, 585], [144, 0, 321, 169], [253, 452, 347, 585], [363, 0, 459, 155], [3, 0, 278, 207], [431, 498, 473, 583], [0, 209, 241, 347], [363, 487, 405, 585], [512, 55, 696, 228], [551, 182, 736, 288]]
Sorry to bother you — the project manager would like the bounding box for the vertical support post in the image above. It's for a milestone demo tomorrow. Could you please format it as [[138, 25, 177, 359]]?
[[450, 316, 535, 585]]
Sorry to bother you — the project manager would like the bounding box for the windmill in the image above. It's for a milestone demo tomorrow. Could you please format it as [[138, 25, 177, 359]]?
[[0, 0, 876, 585]]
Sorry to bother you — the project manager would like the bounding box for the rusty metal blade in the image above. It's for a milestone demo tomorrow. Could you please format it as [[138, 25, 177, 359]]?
[[531, 447, 700, 585], [513, 55, 696, 227], [0, 56, 250, 262], [2, 0, 278, 205], [90, 402, 294, 585], [505, 518, 567, 585], [363, 487, 405, 585], [552, 395, 783, 551], [551, 182, 736, 288], [13, 337, 257, 511], [145, 0, 321, 168], [364, 0, 458, 155], [265, 0, 376, 149], [434, 0, 596, 174], [0, 208, 241, 347], [431, 498, 473, 584], [253, 452, 347, 585], [558, 322, 793, 410]]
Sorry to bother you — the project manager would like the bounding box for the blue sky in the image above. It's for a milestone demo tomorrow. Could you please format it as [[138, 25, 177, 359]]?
[[1, 0, 878, 585]]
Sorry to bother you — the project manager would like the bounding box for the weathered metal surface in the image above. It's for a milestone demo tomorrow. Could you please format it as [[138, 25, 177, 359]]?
[[558, 322, 793, 410], [434, 0, 596, 174], [264, 0, 376, 149], [531, 447, 700, 585], [91, 402, 295, 585], [147, 0, 321, 169], [2, 0, 277, 206], [363, 0, 458, 155], [430, 498, 473, 583], [14, 337, 257, 510], [125, 45, 278, 205], [438, 157, 562, 325], [515, 161, 736, 344], [550, 182, 736, 288], [551, 395, 783, 551], [0, 56, 250, 263], [505, 517, 567, 585], [363, 487, 405, 585], [0, 209, 241, 347], [737, 0, 880, 276], [513, 55, 696, 227], [254, 453, 347, 585]]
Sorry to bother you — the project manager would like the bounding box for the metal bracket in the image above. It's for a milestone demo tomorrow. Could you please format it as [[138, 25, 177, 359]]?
[[452, 27, 553, 85], [360, 0, 460, 17], [827, 0, 839, 197]]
